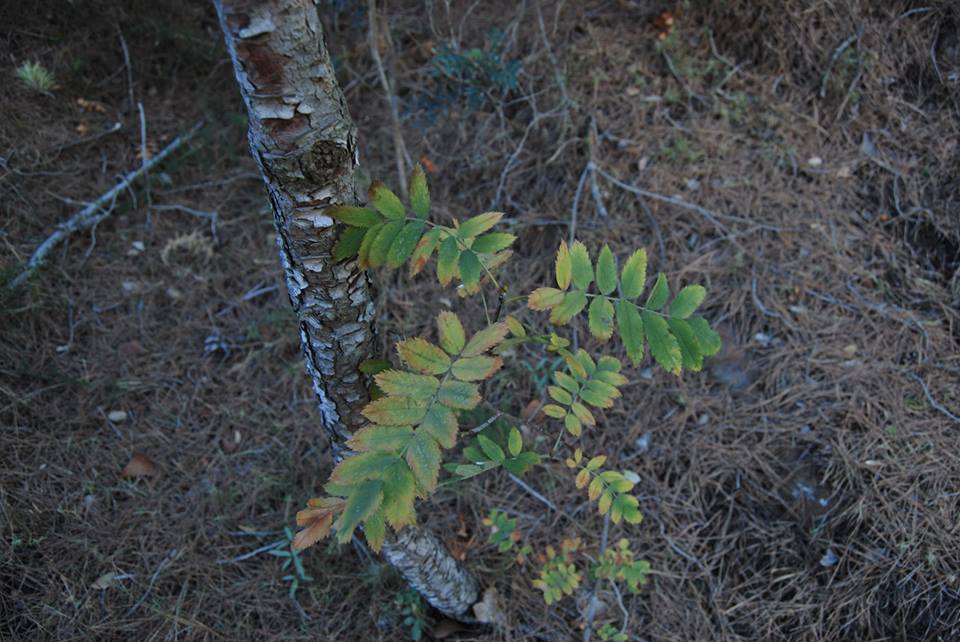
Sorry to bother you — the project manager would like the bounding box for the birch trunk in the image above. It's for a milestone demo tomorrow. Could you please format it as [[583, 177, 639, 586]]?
[[214, 0, 478, 617]]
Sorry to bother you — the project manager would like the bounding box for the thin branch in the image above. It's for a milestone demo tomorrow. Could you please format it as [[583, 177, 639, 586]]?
[[582, 513, 610, 642], [368, 0, 409, 195], [900, 369, 960, 425], [5, 120, 203, 290]]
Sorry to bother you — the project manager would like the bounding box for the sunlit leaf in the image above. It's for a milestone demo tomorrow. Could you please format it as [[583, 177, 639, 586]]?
[[528, 287, 564, 310]]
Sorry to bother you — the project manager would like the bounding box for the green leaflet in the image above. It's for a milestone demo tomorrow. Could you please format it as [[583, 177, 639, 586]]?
[[381, 461, 417, 528], [458, 250, 482, 289], [368, 181, 405, 220], [471, 232, 516, 254], [669, 285, 706, 319], [438, 380, 480, 409], [507, 428, 522, 457], [419, 404, 458, 449], [550, 290, 587, 325], [555, 241, 572, 290], [569, 241, 593, 290], [615, 299, 645, 366], [409, 164, 430, 220], [335, 479, 384, 543], [688, 315, 722, 356], [588, 297, 615, 341], [333, 226, 365, 261], [346, 425, 414, 453], [362, 396, 428, 425], [642, 310, 682, 375], [331, 451, 401, 484], [374, 370, 439, 400], [363, 508, 386, 551], [451, 355, 502, 381], [596, 245, 617, 295], [405, 432, 442, 493], [620, 249, 647, 299], [357, 222, 384, 268], [668, 317, 704, 371], [437, 311, 466, 355], [327, 205, 382, 228], [462, 322, 508, 357], [458, 212, 503, 238], [397, 337, 451, 375], [436, 235, 459, 286], [645, 272, 669, 310], [477, 434, 505, 464], [367, 220, 403, 268], [410, 228, 441, 276], [386, 221, 425, 268], [528, 287, 565, 310]]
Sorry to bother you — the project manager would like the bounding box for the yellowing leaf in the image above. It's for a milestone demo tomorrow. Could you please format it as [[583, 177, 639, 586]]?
[[598, 489, 613, 515], [381, 462, 417, 528], [397, 338, 451, 375], [420, 404, 458, 448], [368, 181, 405, 220], [362, 396, 428, 425], [528, 287, 564, 310], [462, 322, 509, 357], [588, 477, 603, 502], [331, 451, 401, 484], [550, 290, 587, 325], [293, 497, 345, 550], [347, 425, 414, 452], [575, 469, 590, 489], [409, 228, 441, 276], [367, 220, 403, 268], [458, 212, 503, 238], [406, 432, 442, 493], [587, 297, 615, 341], [564, 413, 582, 435], [555, 241, 572, 290], [438, 380, 480, 409], [437, 311, 466, 355], [452, 355, 502, 381], [357, 223, 383, 269], [569, 241, 593, 290], [507, 428, 522, 457], [363, 509, 386, 551], [327, 206, 382, 228], [471, 232, 515, 254], [410, 164, 430, 219], [570, 402, 596, 427], [436, 235, 460, 286], [620, 249, 647, 299], [645, 272, 669, 310], [669, 285, 706, 319], [374, 370, 440, 400]]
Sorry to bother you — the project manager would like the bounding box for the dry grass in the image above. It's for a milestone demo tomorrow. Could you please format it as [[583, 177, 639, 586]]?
[[2, 1, 960, 640]]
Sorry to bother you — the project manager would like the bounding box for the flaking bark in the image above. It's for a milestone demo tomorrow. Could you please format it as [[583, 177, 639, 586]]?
[[214, 0, 478, 617]]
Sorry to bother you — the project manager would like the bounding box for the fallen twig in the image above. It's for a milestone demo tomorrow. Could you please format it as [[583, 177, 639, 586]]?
[[5, 120, 203, 290]]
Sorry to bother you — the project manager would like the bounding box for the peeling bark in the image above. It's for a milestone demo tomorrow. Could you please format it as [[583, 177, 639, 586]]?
[[215, 0, 477, 617]]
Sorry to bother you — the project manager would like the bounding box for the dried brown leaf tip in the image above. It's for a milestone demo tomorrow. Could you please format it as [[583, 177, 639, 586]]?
[[292, 498, 345, 551], [121, 452, 159, 477]]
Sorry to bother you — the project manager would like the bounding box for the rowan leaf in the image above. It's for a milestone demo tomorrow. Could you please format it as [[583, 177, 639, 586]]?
[[579, 384, 615, 409], [508, 427, 522, 457], [548, 385, 573, 405], [405, 432, 442, 493], [505, 316, 525, 337], [368, 181, 405, 220], [588, 297, 615, 341], [642, 311, 682, 375], [588, 477, 604, 502], [688, 316, 722, 356], [542, 404, 566, 419], [574, 349, 596, 376], [462, 322, 509, 357], [438, 380, 480, 409], [331, 451, 401, 484], [335, 479, 383, 543], [374, 370, 439, 400], [410, 164, 430, 220], [528, 287, 565, 310], [668, 317, 703, 371], [327, 205, 382, 228], [358, 223, 384, 268], [436, 235, 460, 286], [347, 425, 415, 453], [363, 508, 386, 551], [292, 498, 344, 550], [452, 355, 502, 381], [471, 232, 515, 254], [569, 241, 593, 290], [669, 285, 706, 319], [333, 225, 366, 261], [620, 249, 647, 299], [598, 489, 613, 515], [381, 461, 417, 528], [555, 241, 572, 290], [564, 413, 582, 435], [570, 402, 596, 426], [410, 228, 441, 276], [437, 311, 466, 355], [458, 212, 503, 238], [458, 250, 482, 289], [419, 404, 458, 448], [397, 338, 451, 375], [596, 245, 617, 295], [387, 221, 425, 268], [477, 434, 505, 464], [367, 220, 403, 268], [616, 300, 644, 367], [362, 396, 428, 425], [553, 371, 579, 394], [645, 273, 669, 311], [550, 290, 587, 325]]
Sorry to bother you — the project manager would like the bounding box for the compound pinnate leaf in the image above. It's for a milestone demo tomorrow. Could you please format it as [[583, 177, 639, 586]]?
[[335, 479, 384, 544], [374, 370, 440, 401], [368, 181, 405, 220], [615, 300, 644, 366], [667, 317, 703, 371], [328, 206, 383, 228], [437, 311, 466, 355], [688, 316, 722, 356], [555, 241, 572, 290], [410, 164, 430, 220], [406, 432, 442, 493], [397, 338, 451, 375], [362, 396, 428, 425], [471, 232, 515, 254], [458, 212, 503, 238], [436, 235, 460, 286], [438, 380, 480, 409], [458, 250, 482, 289], [588, 297, 615, 341], [347, 425, 415, 453], [620, 248, 647, 299], [386, 221, 425, 268], [462, 322, 508, 357], [569, 241, 593, 290], [669, 285, 706, 319], [550, 290, 587, 325], [645, 272, 669, 311], [331, 451, 401, 484], [419, 404, 458, 449], [451, 355, 502, 381], [528, 287, 565, 310], [367, 220, 403, 268], [642, 310, 682, 375], [596, 245, 617, 295]]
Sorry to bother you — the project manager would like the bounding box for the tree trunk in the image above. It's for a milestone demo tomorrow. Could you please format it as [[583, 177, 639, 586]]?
[[214, 0, 478, 617]]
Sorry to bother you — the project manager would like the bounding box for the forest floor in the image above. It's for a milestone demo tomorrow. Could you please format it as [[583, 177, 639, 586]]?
[[2, 1, 960, 640]]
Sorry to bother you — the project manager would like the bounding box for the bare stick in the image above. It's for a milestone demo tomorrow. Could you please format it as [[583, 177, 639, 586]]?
[[5, 120, 203, 290], [368, 0, 409, 195]]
